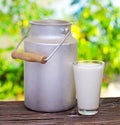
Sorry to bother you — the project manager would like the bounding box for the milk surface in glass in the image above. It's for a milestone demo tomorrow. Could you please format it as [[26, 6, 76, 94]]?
[[73, 60, 104, 115]]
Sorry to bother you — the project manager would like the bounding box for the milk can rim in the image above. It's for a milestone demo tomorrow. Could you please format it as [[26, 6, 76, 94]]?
[[30, 19, 72, 26]]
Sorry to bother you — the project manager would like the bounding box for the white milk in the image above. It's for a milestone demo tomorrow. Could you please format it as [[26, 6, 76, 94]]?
[[73, 62, 104, 110]]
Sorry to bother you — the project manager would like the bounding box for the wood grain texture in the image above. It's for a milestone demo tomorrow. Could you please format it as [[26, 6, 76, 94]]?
[[0, 98, 120, 125], [11, 51, 47, 64]]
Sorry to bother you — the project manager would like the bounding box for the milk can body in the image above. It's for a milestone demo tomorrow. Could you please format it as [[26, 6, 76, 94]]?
[[24, 20, 77, 112]]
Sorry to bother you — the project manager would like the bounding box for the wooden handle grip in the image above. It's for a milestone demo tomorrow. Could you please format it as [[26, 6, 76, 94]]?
[[11, 51, 47, 64]]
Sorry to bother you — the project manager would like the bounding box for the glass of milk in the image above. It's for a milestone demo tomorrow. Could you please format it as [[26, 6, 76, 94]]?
[[73, 60, 104, 115]]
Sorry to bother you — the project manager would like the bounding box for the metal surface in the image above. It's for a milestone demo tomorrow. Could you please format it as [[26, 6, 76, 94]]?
[[13, 27, 71, 62], [24, 19, 77, 112]]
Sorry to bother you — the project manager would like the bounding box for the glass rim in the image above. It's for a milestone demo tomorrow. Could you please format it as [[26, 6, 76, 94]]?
[[73, 60, 104, 65]]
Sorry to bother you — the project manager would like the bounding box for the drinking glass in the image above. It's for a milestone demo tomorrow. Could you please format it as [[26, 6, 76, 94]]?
[[73, 60, 104, 115]]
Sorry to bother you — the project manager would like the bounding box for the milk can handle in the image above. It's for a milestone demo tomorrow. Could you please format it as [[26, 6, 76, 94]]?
[[11, 28, 70, 64], [11, 51, 47, 64]]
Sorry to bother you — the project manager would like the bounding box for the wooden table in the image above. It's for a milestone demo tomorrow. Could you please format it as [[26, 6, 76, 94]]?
[[0, 97, 120, 125]]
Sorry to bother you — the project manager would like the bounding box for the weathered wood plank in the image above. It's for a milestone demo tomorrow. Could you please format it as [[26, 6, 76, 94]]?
[[0, 98, 120, 125]]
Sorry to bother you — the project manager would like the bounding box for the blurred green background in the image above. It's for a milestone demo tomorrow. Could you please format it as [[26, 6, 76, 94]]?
[[0, 0, 120, 100]]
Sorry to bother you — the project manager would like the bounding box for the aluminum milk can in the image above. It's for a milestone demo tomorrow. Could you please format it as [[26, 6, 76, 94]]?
[[12, 19, 77, 112]]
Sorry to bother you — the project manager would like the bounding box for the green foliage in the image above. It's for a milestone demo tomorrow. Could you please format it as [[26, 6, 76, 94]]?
[[71, 0, 120, 82], [0, 0, 53, 35], [0, 47, 24, 100]]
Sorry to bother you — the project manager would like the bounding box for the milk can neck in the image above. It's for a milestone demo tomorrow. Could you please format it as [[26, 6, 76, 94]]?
[[30, 20, 71, 37]]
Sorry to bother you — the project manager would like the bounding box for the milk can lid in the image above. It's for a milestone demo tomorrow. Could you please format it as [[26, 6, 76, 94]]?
[[30, 19, 71, 26]]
